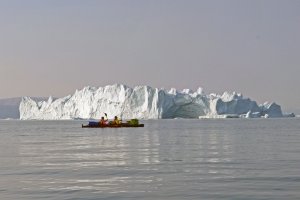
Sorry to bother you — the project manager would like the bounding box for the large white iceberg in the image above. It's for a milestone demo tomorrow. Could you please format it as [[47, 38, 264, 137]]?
[[19, 84, 287, 120]]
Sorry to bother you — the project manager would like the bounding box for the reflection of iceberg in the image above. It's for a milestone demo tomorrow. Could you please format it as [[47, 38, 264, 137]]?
[[19, 84, 292, 119], [18, 125, 161, 194]]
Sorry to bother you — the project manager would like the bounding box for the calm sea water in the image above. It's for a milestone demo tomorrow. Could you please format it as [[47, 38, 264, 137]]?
[[0, 119, 300, 200]]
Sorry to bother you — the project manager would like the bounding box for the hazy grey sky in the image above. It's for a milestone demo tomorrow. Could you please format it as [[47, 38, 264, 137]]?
[[0, 0, 299, 110]]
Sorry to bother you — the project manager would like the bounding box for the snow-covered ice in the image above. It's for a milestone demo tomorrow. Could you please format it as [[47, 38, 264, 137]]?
[[19, 84, 291, 120]]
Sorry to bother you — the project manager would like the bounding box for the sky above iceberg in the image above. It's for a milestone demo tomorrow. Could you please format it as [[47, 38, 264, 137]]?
[[0, 0, 299, 110]]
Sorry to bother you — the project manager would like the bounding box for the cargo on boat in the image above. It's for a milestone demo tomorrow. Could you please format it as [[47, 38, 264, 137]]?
[[82, 118, 143, 128], [82, 123, 144, 128]]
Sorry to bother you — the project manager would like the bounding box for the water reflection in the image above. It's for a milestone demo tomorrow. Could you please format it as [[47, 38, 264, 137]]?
[[2, 119, 300, 200], [18, 125, 162, 195], [20, 133, 162, 168], [17, 120, 235, 197]]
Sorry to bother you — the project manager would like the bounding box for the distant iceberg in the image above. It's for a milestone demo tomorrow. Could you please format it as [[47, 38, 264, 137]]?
[[19, 84, 293, 120]]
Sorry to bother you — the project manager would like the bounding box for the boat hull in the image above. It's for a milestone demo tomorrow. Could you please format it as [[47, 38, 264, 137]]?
[[82, 123, 144, 128]]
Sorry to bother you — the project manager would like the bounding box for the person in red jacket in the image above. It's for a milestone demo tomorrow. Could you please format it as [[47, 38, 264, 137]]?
[[99, 116, 108, 125]]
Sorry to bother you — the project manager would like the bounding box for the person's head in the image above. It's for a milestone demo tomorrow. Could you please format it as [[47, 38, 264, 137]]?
[[114, 116, 118, 120], [101, 117, 104, 120]]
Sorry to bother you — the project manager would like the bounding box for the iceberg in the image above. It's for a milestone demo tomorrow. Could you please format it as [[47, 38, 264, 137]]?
[[19, 84, 289, 120]]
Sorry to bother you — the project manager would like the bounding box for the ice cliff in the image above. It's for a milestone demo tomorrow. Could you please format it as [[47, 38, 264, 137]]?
[[19, 84, 288, 120]]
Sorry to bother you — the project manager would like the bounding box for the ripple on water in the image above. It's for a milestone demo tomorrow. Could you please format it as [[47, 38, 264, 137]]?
[[1, 119, 300, 200]]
